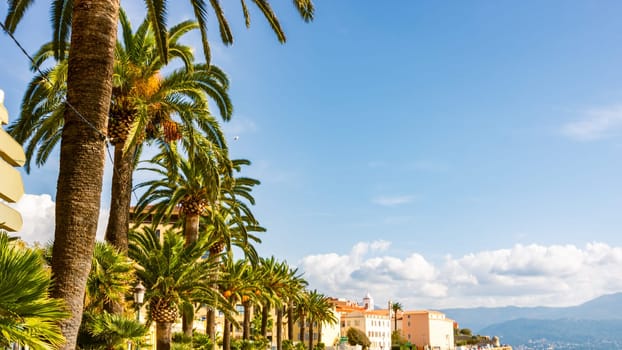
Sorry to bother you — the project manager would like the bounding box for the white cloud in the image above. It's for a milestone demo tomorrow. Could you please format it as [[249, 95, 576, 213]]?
[[9, 193, 110, 244], [372, 195, 415, 206], [298, 240, 622, 310], [561, 105, 622, 141], [8, 194, 55, 244]]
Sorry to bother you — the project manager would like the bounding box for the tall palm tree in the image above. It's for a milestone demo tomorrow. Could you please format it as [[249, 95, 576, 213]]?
[[135, 151, 263, 338], [391, 302, 403, 332], [218, 257, 262, 350], [254, 257, 290, 343], [0, 231, 68, 350], [104, 11, 232, 253], [286, 272, 308, 343], [134, 138, 231, 246], [128, 227, 223, 350], [204, 159, 264, 341], [303, 290, 337, 350], [309, 291, 337, 349], [4, 1, 314, 348], [9, 11, 232, 253], [277, 264, 307, 350]]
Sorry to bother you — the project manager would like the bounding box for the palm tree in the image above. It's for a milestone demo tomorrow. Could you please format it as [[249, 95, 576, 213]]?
[[8, 11, 230, 342], [304, 290, 337, 350], [0, 231, 68, 350], [128, 227, 223, 350], [254, 257, 294, 344], [78, 311, 148, 350], [4, 1, 313, 348], [9, 11, 232, 253], [5, 0, 314, 65], [218, 257, 261, 350], [77, 241, 143, 350], [135, 151, 263, 338], [286, 273, 308, 343], [391, 302, 403, 332], [276, 264, 307, 350], [104, 11, 232, 253], [85, 242, 135, 313], [134, 138, 231, 246]]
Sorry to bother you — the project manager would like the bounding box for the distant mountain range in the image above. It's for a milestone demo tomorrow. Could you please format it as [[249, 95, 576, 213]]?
[[442, 292, 622, 332], [479, 318, 622, 348], [441, 293, 622, 349]]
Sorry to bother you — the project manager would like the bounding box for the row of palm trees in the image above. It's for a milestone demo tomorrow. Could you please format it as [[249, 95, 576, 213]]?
[[3, 1, 314, 348], [2, 4, 336, 350], [1, 226, 337, 350]]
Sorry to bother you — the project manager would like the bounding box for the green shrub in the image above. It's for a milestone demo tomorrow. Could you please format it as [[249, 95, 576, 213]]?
[[346, 328, 371, 350], [282, 340, 295, 350], [172, 332, 193, 344], [172, 343, 193, 350], [192, 333, 214, 350]]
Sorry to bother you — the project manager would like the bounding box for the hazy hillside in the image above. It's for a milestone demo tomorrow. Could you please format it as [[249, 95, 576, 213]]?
[[479, 318, 622, 348], [441, 292, 622, 332]]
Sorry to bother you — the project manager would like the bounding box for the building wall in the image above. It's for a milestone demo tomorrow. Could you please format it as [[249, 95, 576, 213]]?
[[341, 311, 391, 350], [400, 311, 454, 350], [364, 313, 391, 350]]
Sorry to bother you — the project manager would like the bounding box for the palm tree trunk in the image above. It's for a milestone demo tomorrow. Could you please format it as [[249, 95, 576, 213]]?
[[223, 318, 231, 350], [299, 312, 305, 342], [156, 321, 173, 350], [103, 143, 134, 316], [51, 1, 120, 350], [182, 214, 199, 337], [317, 323, 322, 345], [288, 301, 295, 341], [243, 300, 251, 340], [182, 302, 194, 339], [207, 308, 215, 337], [261, 305, 269, 337], [307, 319, 313, 350], [184, 214, 200, 244], [104, 143, 134, 253], [276, 305, 283, 350]]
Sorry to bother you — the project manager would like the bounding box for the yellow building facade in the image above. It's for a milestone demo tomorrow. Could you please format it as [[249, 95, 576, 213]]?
[[0, 89, 26, 232], [400, 310, 455, 350]]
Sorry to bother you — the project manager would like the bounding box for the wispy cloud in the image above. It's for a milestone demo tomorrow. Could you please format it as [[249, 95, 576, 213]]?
[[372, 195, 415, 206], [298, 240, 622, 310], [561, 105, 622, 141]]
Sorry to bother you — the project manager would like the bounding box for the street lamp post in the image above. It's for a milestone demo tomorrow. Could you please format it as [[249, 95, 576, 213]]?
[[134, 281, 146, 350], [134, 281, 146, 321]]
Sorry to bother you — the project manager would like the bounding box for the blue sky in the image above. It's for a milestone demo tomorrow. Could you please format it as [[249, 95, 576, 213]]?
[[2, 1, 622, 310]]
